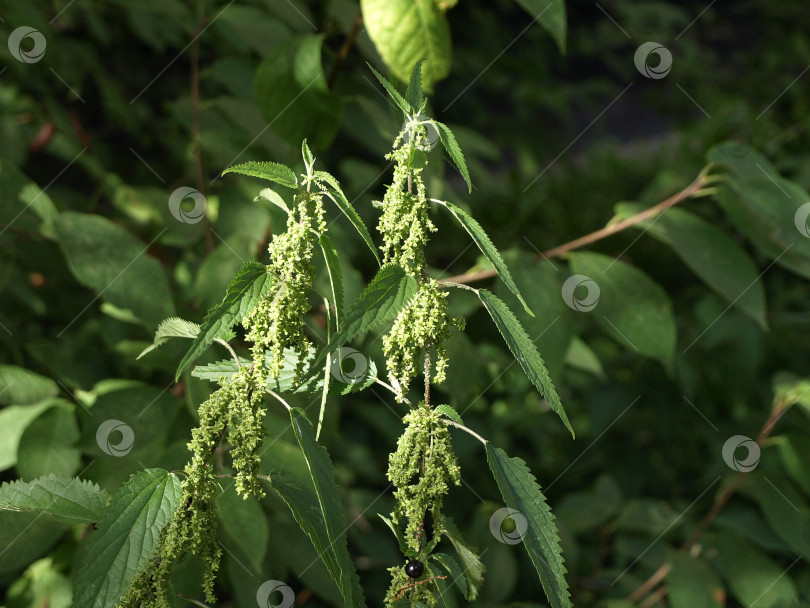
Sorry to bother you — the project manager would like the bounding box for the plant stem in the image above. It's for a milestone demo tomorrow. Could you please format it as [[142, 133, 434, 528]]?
[[442, 419, 487, 445], [440, 171, 709, 285]]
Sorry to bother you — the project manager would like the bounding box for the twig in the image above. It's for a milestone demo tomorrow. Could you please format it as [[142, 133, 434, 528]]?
[[628, 396, 790, 605], [328, 13, 363, 89], [396, 575, 447, 599], [440, 172, 709, 285]]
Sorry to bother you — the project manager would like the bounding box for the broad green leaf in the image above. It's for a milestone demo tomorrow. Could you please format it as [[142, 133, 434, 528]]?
[[223, 160, 298, 189], [289, 409, 366, 608], [741, 475, 810, 561], [434, 122, 472, 193], [361, 0, 451, 92], [512, 0, 567, 53], [708, 143, 810, 279], [73, 469, 183, 608], [0, 158, 58, 237], [478, 289, 573, 436], [616, 202, 766, 329], [217, 484, 268, 572], [254, 34, 342, 149], [486, 445, 571, 608], [406, 59, 426, 112], [367, 63, 412, 115], [442, 519, 485, 601], [0, 402, 54, 471], [777, 433, 810, 496], [568, 252, 676, 364], [703, 531, 798, 608], [137, 317, 200, 359], [435, 200, 527, 311], [0, 365, 58, 405], [320, 235, 344, 328], [435, 404, 464, 425], [314, 170, 381, 264], [16, 402, 81, 481], [668, 551, 724, 608], [54, 212, 175, 326], [176, 261, 272, 380], [564, 337, 606, 381], [0, 474, 109, 524], [431, 552, 468, 599]]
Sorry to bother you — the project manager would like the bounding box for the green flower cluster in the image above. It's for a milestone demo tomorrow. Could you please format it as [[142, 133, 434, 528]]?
[[244, 190, 325, 380], [377, 132, 435, 276], [385, 406, 460, 606], [383, 279, 452, 401]]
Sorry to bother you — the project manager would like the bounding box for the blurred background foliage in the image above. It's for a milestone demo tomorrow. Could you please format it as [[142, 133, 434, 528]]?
[[1, 0, 810, 607]]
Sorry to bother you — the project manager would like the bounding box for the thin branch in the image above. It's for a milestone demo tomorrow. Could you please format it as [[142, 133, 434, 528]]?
[[440, 171, 709, 285], [396, 575, 447, 599], [628, 396, 790, 605], [328, 13, 363, 89]]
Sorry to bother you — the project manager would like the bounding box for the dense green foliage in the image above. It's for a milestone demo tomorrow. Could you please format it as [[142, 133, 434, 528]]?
[[2, 1, 810, 608]]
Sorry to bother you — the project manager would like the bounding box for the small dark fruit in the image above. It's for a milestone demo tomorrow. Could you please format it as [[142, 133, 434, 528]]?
[[405, 559, 424, 578]]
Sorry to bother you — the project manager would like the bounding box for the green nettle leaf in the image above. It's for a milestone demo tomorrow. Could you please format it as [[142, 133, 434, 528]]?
[[406, 59, 426, 112], [478, 289, 573, 436], [379, 512, 409, 556], [73, 469, 183, 608], [324, 265, 418, 357], [568, 251, 676, 364], [486, 445, 571, 608], [512, 0, 567, 52], [0, 474, 109, 525], [302, 138, 316, 170], [367, 64, 412, 115], [191, 358, 247, 382], [255, 187, 291, 214], [54, 212, 175, 326], [435, 200, 528, 311], [320, 235, 345, 327], [703, 531, 798, 608], [443, 520, 485, 600], [289, 409, 366, 608], [0, 365, 58, 405], [615, 203, 767, 329], [314, 170, 381, 264], [253, 34, 342, 149], [137, 317, 200, 359], [433, 122, 472, 193], [708, 143, 810, 279], [223, 160, 298, 189], [16, 402, 81, 481], [668, 550, 725, 608], [361, 0, 452, 91], [216, 484, 269, 572], [435, 404, 464, 425], [176, 261, 272, 380], [431, 552, 468, 598]]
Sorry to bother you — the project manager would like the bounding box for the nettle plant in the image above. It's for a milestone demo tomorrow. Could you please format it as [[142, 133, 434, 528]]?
[[0, 67, 573, 608]]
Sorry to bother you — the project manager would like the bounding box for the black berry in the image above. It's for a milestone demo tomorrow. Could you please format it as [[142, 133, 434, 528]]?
[[405, 559, 424, 578]]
